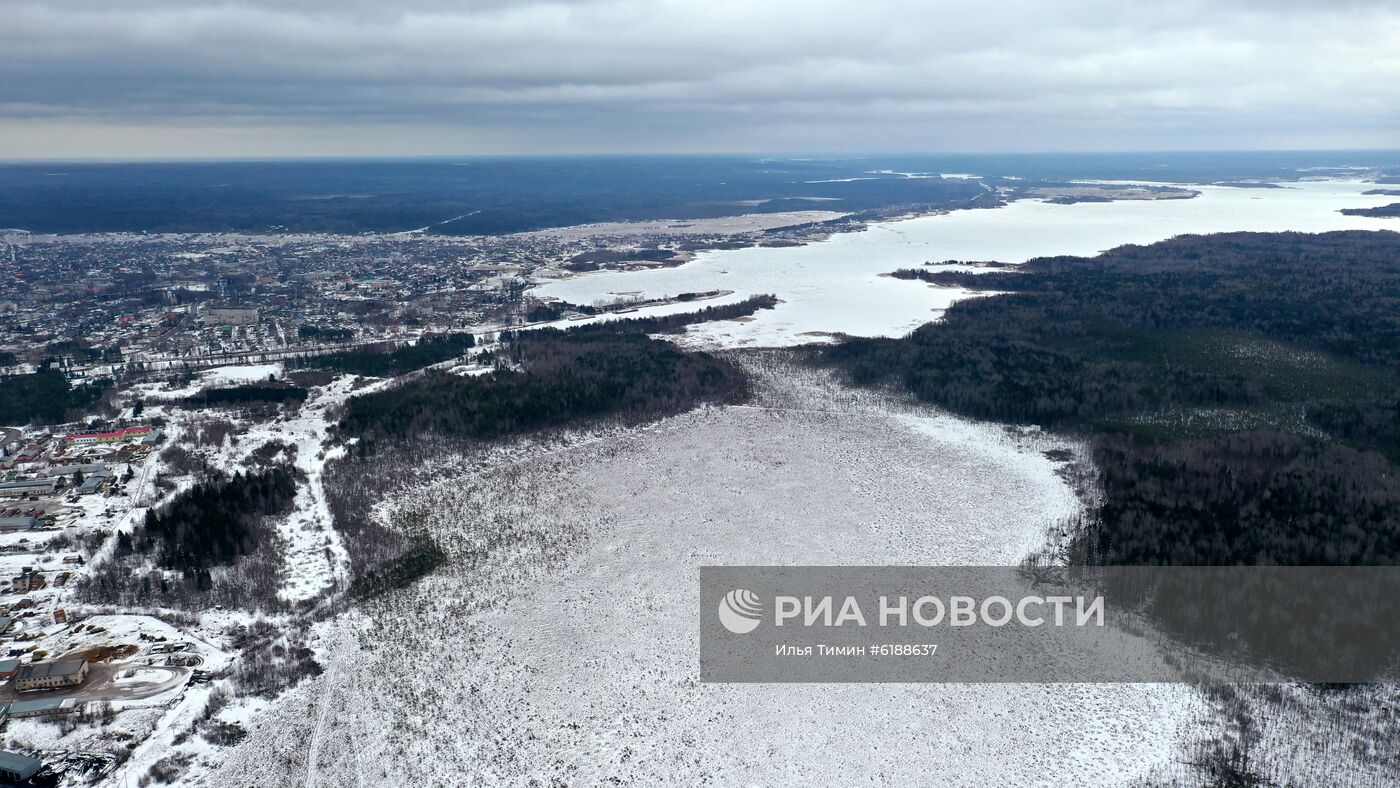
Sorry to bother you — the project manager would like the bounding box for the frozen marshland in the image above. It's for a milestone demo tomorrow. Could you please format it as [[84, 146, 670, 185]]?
[[207, 358, 1209, 786]]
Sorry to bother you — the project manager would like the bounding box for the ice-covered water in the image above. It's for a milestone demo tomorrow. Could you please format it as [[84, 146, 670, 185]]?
[[530, 180, 1398, 347]]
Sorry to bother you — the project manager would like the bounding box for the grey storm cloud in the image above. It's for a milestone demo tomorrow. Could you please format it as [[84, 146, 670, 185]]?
[[1, 0, 1398, 156]]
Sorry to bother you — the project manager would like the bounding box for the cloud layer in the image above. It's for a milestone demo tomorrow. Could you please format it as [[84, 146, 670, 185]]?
[[2, 0, 1398, 157]]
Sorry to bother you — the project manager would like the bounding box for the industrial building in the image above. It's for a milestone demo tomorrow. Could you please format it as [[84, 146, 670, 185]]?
[[0, 478, 57, 498], [12, 659, 88, 692], [39, 463, 109, 478], [75, 470, 115, 495], [0, 516, 39, 532], [63, 426, 152, 446], [1, 697, 81, 719], [0, 750, 41, 783]]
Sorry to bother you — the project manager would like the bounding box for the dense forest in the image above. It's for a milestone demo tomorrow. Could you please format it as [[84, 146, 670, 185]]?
[[821, 231, 1400, 568], [171, 383, 309, 408], [124, 467, 297, 575], [292, 332, 475, 377], [339, 329, 745, 448], [0, 368, 112, 424], [297, 325, 356, 342]]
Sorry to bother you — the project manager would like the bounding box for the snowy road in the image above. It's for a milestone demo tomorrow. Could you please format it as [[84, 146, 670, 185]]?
[[0, 663, 187, 704]]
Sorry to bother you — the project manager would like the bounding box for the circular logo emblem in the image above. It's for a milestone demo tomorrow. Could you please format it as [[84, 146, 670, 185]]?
[[718, 588, 763, 635]]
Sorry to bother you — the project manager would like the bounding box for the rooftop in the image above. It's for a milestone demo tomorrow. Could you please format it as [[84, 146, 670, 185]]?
[[0, 749, 41, 779], [14, 660, 87, 680]]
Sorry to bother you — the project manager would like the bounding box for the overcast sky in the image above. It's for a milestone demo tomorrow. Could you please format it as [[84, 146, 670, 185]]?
[[1, 0, 1397, 158]]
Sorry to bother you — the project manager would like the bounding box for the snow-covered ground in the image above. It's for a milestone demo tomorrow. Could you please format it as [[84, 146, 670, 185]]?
[[229, 375, 364, 603], [529, 180, 1398, 348], [126, 365, 383, 603], [205, 362, 1205, 786], [200, 364, 283, 386]]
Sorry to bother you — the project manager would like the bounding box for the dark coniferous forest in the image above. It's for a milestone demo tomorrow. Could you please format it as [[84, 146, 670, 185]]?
[[127, 467, 298, 573], [292, 332, 476, 378], [0, 368, 112, 424], [339, 329, 746, 448]]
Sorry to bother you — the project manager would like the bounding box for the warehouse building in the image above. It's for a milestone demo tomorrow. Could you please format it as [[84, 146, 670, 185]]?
[[1, 697, 81, 719], [0, 516, 39, 533], [0, 478, 57, 498], [38, 463, 109, 478], [0, 750, 41, 783], [12, 660, 88, 692]]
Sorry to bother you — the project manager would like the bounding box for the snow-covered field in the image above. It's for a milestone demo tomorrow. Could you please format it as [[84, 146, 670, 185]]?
[[529, 180, 1399, 348], [126, 364, 373, 603], [205, 361, 1205, 786]]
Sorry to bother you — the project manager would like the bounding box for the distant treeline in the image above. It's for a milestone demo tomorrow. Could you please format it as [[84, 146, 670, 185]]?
[[0, 368, 112, 424], [120, 467, 297, 575], [889, 268, 944, 283], [339, 330, 745, 449], [292, 332, 476, 377], [567, 294, 779, 335], [820, 230, 1400, 568], [1341, 203, 1400, 218]]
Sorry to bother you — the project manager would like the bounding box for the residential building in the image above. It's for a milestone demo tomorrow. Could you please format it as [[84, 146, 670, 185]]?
[[9, 570, 41, 594]]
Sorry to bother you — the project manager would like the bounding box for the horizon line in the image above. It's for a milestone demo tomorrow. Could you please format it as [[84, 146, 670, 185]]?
[[4, 147, 1400, 165]]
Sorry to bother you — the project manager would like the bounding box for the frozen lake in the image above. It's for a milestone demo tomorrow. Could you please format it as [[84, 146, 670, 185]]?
[[530, 180, 1399, 347]]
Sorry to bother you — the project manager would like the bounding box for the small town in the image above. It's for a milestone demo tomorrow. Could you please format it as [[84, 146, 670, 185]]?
[[0, 214, 853, 382], [0, 416, 227, 783]]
